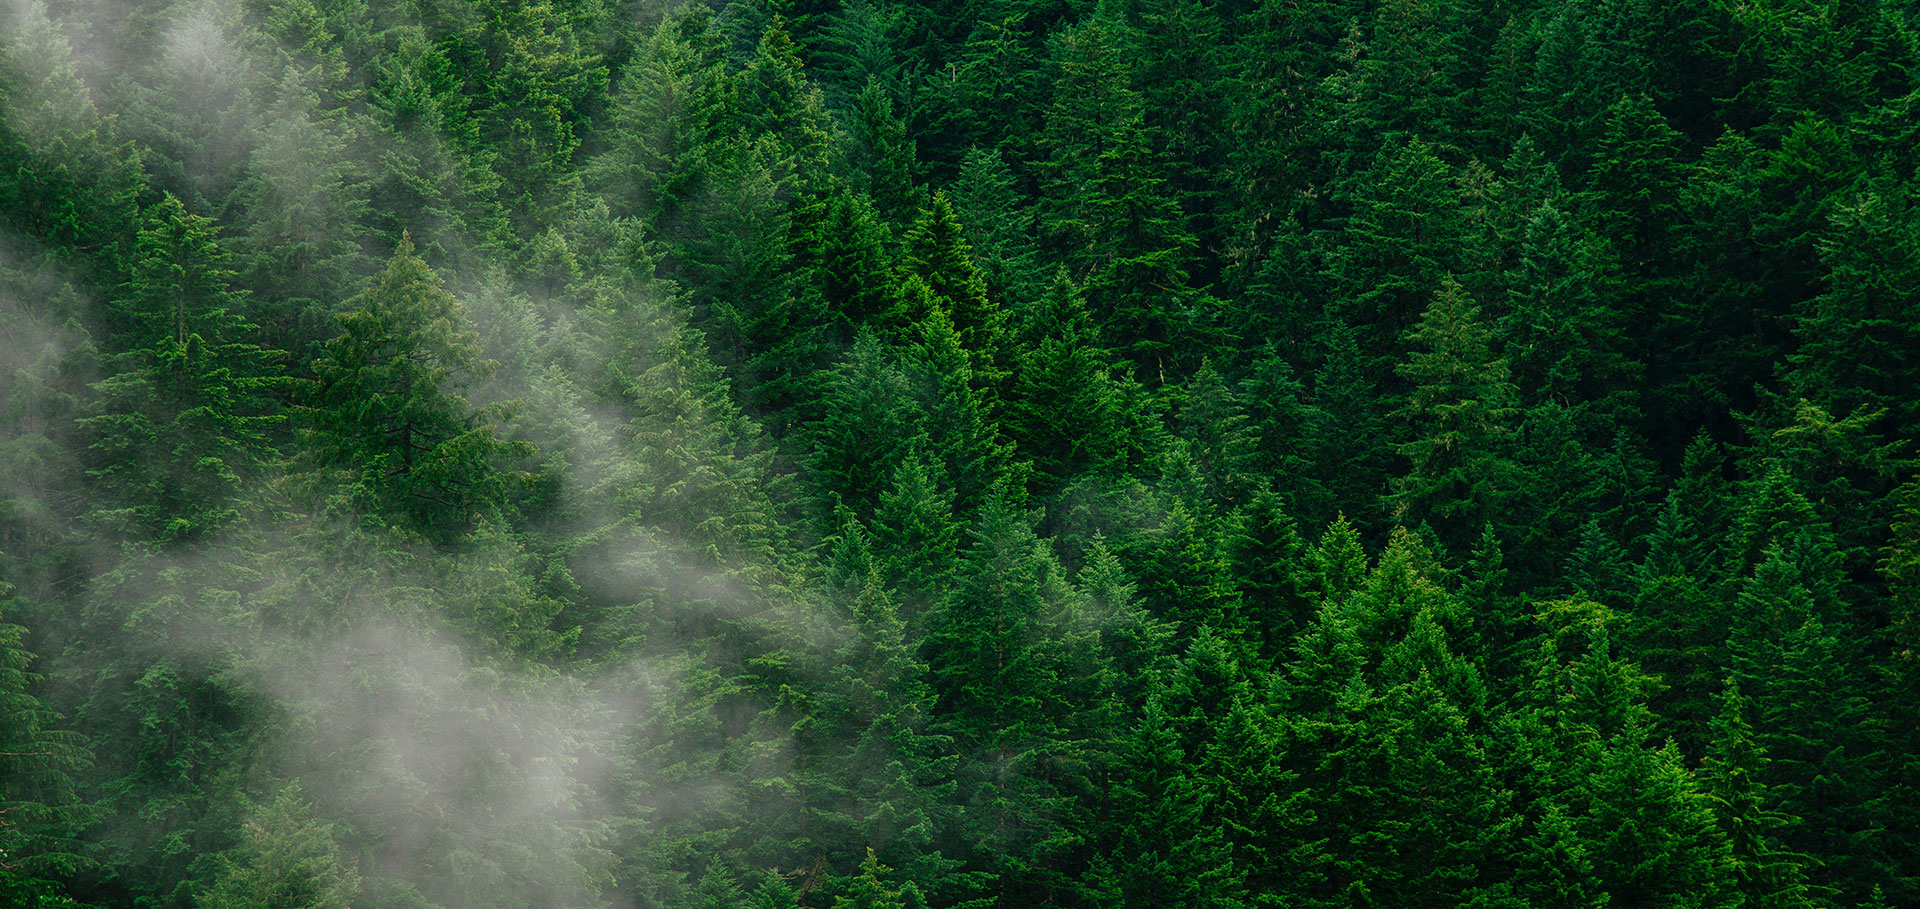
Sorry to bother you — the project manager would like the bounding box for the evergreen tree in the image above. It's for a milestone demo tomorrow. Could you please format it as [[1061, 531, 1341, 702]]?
[[198, 784, 361, 909], [1390, 276, 1527, 543], [1502, 199, 1639, 422], [1004, 275, 1128, 497], [1700, 681, 1822, 909], [0, 586, 90, 905], [1227, 487, 1316, 662], [1788, 183, 1920, 451], [85, 195, 284, 544], [900, 192, 1007, 406], [1519, 603, 1738, 909], [947, 146, 1042, 305], [922, 496, 1101, 904], [1039, 6, 1206, 379], [301, 234, 529, 543], [1326, 139, 1473, 374]]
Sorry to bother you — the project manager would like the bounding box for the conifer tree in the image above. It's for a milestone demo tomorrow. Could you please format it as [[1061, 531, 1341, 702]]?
[[1390, 276, 1526, 542], [1519, 603, 1738, 909], [1326, 139, 1473, 373], [0, 0, 146, 277], [1039, 6, 1205, 379], [86, 195, 284, 544], [301, 234, 528, 543], [872, 449, 961, 617], [1005, 274, 1128, 497], [581, 6, 731, 223], [1227, 488, 1316, 662], [1237, 345, 1328, 517], [922, 497, 1101, 904], [1727, 547, 1891, 902], [0, 586, 90, 905], [1308, 321, 1391, 525], [947, 146, 1043, 305], [900, 192, 1007, 405], [1788, 184, 1920, 451], [1095, 691, 1245, 909], [198, 784, 360, 909], [1502, 200, 1639, 422], [1700, 681, 1821, 909]]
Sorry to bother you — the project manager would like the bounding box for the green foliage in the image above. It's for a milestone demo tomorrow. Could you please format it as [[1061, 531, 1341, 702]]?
[[301, 234, 529, 542], [4, 0, 1920, 905], [85, 196, 284, 544], [0, 588, 91, 901], [1390, 276, 1527, 540], [197, 784, 359, 909]]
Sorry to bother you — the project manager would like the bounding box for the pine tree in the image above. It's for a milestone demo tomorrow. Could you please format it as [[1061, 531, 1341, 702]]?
[[1096, 691, 1246, 909], [900, 192, 1007, 406], [1176, 360, 1257, 505], [0, 586, 90, 904], [1237, 345, 1328, 521], [1564, 518, 1633, 606], [1390, 276, 1526, 542], [1336, 0, 1484, 154], [85, 195, 284, 544], [198, 784, 361, 909], [301, 234, 529, 543], [0, 0, 146, 277], [1004, 275, 1128, 497], [1326, 139, 1473, 374], [1788, 183, 1920, 451], [1881, 473, 1920, 904], [1309, 320, 1391, 526], [226, 64, 373, 354], [1700, 681, 1822, 909], [1584, 94, 1683, 273], [947, 147, 1042, 305], [872, 449, 961, 617], [581, 6, 731, 223], [826, 572, 959, 896], [1728, 546, 1891, 903], [847, 80, 921, 225], [922, 496, 1101, 904], [1519, 604, 1739, 909], [1227, 488, 1316, 663], [833, 849, 909, 909], [1502, 199, 1639, 422], [1039, 6, 1206, 379]]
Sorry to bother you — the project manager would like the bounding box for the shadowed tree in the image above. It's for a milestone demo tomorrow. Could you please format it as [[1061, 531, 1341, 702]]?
[[301, 234, 529, 543]]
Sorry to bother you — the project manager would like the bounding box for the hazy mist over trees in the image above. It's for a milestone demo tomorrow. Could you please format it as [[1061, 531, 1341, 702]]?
[[2, 0, 1918, 906]]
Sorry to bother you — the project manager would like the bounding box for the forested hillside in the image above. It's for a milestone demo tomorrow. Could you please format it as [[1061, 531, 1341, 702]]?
[[2, 0, 1917, 905]]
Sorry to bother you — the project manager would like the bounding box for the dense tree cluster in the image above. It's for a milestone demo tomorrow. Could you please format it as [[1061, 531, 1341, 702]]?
[[2, 0, 1918, 906]]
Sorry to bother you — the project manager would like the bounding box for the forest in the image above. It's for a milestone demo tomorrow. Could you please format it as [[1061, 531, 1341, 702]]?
[[1, 0, 1918, 905]]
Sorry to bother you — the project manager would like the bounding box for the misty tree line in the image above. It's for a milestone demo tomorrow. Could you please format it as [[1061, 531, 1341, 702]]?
[[2, 0, 1918, 906]]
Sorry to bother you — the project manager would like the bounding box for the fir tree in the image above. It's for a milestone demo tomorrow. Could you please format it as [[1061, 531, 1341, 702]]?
[[301, 234, 529, 543], [1390, 276, 1527, 542]]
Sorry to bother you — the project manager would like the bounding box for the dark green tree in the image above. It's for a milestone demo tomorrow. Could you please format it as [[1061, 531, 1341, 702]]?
[[86, 195, 284, 544], [900, 192, 1008, 405], [922, 497, 1101, 904], [1787, 184, 1920, 451], [1699, 681, 1822, 909], [0, 586, 90, 906], [1039, 7, 1207, 379], [1390, 276, 1526, 542], [301, 234, 529, 543]]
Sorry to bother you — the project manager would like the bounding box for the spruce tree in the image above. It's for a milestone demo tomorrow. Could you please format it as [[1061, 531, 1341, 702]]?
[[1390, 276, 1526, 543], [86, 195, 284, 544], [1700, 681, 1822, 909], [0, 586, 90, 905], [301, 234, 528, 543]]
